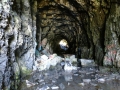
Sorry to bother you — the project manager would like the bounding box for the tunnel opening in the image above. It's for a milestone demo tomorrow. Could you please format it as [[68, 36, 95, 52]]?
[[59, 39, 69, 51], [52, 37, 70, 55], [34, 0, 96, 73]]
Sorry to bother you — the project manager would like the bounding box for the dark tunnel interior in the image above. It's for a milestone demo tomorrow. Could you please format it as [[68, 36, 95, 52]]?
[[36, 0, 91, 56]]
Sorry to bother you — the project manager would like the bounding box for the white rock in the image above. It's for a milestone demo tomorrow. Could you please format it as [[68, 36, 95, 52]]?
[[64, 62, 73, 71], [80, 59, 95, 66], [26, 80, 36, 87], [78, 83, 85, 86], [98, 78, 105, 83], [70, 55, 77, 63], [41, 55, 48, 60], [49, 54, 57, 59], [51, 85, 59, 90], [83, 79, 91, 83]]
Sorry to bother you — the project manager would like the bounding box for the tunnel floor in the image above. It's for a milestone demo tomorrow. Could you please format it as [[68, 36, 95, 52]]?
[[13, 61, 120, 90]]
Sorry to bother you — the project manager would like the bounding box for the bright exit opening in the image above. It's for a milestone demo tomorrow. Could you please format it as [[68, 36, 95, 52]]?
[[59, 39, 69, 51]]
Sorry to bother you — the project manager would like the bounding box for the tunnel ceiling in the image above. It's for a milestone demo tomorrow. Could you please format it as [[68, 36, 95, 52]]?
[[37, 0, 90, 53]]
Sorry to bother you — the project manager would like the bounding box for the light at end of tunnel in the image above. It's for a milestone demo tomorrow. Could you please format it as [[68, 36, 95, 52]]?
[[59, 39, 69, 50]]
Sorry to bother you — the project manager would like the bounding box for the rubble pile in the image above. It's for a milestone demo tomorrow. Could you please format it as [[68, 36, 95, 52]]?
[[33, 54, 78, 71]]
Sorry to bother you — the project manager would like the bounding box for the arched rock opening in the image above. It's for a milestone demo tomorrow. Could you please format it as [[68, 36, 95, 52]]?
[[36, 0, 91, 58]]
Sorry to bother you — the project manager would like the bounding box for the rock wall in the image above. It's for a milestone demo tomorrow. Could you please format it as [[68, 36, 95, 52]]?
[[88, 0, 120, 67], [104, 1, 120, 67], [88, 0, 110, 65], [0, 0, 37, 89]]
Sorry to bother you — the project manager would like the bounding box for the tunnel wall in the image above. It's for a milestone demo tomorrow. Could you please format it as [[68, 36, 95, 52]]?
[[88, 0, 120, 67], [0, 0, 37, 89], [104, 1, 120, 67]]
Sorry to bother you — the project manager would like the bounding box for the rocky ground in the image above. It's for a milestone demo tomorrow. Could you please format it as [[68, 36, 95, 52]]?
[[10, 54, 120, 90]]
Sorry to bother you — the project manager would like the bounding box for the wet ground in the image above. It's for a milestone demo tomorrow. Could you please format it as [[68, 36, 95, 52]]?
[[12, 64, 120, 90]]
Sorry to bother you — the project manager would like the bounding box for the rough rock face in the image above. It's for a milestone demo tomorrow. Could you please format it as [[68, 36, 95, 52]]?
[[104, 2, 120, 67], [0, 0, 13, 89], [0, 0, 37, 89]]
